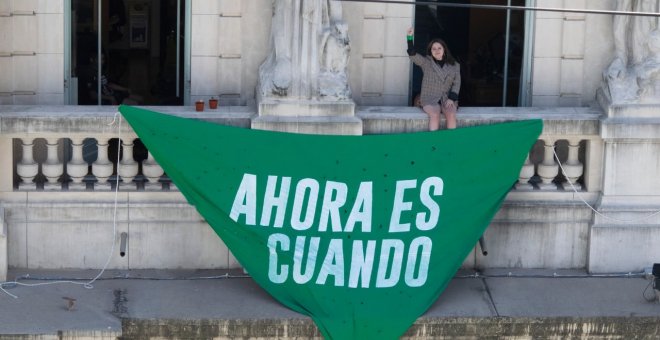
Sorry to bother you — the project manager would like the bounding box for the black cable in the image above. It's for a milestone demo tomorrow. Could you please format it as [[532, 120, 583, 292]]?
[[643, 280, 657, 302]]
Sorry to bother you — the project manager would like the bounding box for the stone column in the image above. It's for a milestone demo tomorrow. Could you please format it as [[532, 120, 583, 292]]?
[[590, 104, 660, 272]]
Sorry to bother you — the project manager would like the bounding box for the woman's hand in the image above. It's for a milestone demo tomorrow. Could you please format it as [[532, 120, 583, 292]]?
[[407, 27, 414, 36], [444, 99, 456, 108]]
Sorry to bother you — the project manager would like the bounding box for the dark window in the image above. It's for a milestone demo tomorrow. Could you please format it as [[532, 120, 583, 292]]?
[[71, 0, 185, 105], [413, 0, 526, 106]]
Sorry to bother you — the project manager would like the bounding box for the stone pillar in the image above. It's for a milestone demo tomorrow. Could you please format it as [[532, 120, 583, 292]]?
[[591, 2, 660, 272], [589, 102, 660, 273]]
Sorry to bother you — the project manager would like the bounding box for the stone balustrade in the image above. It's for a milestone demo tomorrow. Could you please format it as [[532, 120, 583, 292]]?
[[0, 106, 254, 192], [0, 105, 607, 273], [1, 106, 602, 195]]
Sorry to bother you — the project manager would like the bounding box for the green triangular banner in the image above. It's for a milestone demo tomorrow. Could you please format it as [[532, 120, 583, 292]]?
[[120, 105, 542, 339]]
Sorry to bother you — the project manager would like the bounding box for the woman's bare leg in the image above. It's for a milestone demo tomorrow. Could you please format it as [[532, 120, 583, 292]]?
[[442, 101, 457, 129], [422, 104, 441, 131]]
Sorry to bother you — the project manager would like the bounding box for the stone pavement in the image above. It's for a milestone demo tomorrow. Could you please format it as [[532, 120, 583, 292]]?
[[0, 268, 659, 339]]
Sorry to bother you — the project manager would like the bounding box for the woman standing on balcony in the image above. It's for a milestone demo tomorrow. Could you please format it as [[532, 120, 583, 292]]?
[[406, 27, 461, 130]]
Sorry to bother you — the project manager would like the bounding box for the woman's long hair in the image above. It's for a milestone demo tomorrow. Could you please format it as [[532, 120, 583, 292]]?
[[426, 39, 456, 65]]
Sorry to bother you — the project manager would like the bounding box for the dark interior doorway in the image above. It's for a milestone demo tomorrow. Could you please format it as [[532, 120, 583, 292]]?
[[412, 0, 525, 107], [72, 0, 184, 105]]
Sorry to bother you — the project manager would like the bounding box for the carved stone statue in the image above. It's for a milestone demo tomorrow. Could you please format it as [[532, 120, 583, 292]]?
[[258, 0, 351, 101], [603, 0, 660, 103]]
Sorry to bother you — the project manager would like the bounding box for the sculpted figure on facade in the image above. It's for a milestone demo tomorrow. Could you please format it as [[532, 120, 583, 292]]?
[[604, 0, 660, 103], [258, 0, 351, 101]]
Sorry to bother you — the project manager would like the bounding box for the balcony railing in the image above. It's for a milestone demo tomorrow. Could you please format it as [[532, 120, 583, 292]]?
[[1, 105, 603, 195], [0, 105, 606, 273]]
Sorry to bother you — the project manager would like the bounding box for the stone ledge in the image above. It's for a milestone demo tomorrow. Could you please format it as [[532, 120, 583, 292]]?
[[118, 317, 660, 339], [0, 105, 256, 135], [357, 106, 602, 136], [251, 115, 363, 135], [0, 331, 121, 340], [1, 105, 603, 137], [601, 117, 660, 139]]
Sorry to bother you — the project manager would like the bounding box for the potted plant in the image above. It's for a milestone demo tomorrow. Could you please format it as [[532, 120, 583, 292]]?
[[195, 100, 204, 112], [209, 97, 218, 109]]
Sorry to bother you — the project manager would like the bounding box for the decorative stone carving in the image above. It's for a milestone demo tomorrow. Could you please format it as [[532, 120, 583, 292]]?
[[603, 0, 660, 104], [258, 0, 351, 101]]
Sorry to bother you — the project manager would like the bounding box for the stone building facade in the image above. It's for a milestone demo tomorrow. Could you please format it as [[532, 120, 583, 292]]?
[[1, 0, 659, 281], [0, 0, 617, 107]]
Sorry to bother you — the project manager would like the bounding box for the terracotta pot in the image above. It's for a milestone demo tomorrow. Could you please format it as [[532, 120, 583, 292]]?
[[209, 98, 218, 109], [195, 100, 204, 112]]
